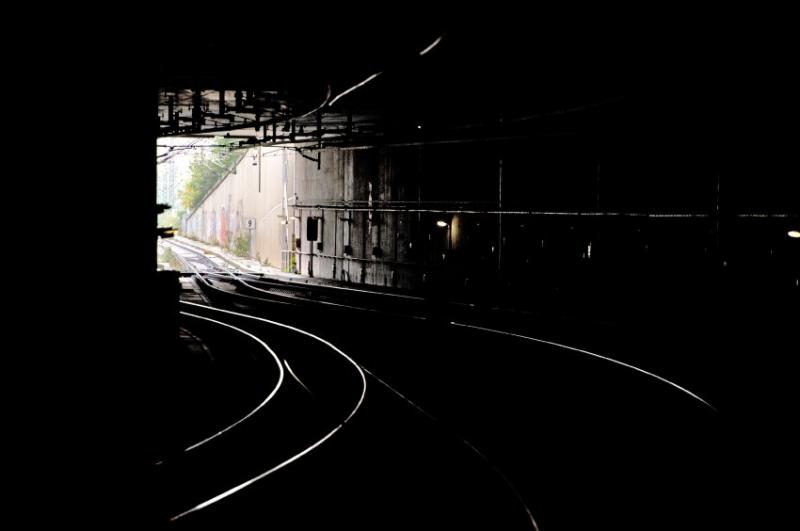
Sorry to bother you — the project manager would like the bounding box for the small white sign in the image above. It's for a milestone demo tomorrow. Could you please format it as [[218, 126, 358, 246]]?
[[245, 218, 256, 229]]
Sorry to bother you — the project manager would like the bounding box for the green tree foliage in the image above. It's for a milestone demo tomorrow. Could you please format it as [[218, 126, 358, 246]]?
[[158, 209, 182, 229], [179, 138, 243, 211]]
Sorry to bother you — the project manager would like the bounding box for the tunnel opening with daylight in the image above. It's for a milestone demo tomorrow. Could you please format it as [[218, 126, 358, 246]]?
[[97, 11, 800, 531]]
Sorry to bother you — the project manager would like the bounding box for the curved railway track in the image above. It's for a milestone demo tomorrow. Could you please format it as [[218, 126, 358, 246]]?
[[156, 237, 721, 530]]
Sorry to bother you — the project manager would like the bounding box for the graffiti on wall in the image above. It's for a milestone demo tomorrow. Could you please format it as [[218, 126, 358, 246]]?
[[220, 207, 228, 248]]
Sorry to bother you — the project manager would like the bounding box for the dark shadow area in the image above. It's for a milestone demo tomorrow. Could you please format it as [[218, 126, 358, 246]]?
[[25, 8, 796, 531]]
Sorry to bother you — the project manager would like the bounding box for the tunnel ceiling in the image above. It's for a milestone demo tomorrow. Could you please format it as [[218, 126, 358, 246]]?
[[157, 18, 445, 144], [156, 10, 793, 166]]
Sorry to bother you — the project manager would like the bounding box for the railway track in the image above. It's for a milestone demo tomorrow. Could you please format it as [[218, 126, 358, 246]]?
[[155, 237, 721, 530]]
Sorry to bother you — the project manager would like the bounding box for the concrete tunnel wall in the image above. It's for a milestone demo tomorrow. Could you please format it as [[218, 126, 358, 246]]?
[[183, 147, 298, 270], [292, 148, 417, 288], [183, 145, 468, 291], [290, 147, 482, 291], [182, 139, 800, 296]]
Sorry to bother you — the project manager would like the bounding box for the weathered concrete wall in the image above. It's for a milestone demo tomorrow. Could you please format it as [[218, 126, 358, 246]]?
[[184, 144, 510, 290], [183, 138, 799, 296], [291, 148, 436, 289], [184, 143, 493, 289], [183, 148, 299, 269]]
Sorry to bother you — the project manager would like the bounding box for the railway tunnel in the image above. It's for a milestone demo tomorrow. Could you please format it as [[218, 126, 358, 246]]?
[[50, 8, 799, 531]]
